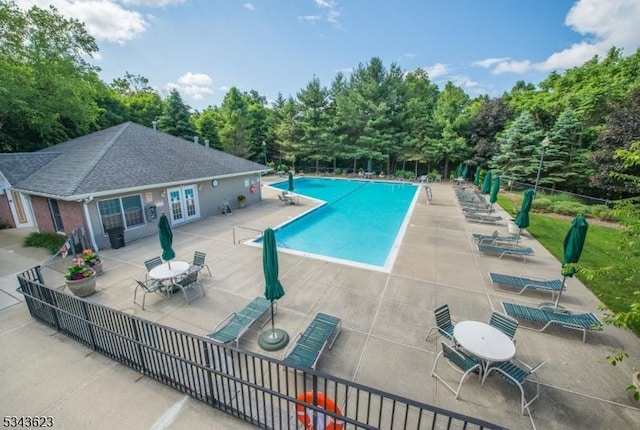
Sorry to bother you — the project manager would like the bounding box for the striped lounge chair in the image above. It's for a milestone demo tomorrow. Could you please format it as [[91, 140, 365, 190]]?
[[207, 297, 273, 347], [478, 242, 535, 262], [283, 313, 341, 370], [489, 273, 565, 298], [502, 302, 603, 342]]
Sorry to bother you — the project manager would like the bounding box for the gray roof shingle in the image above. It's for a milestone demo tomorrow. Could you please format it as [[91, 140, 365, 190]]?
[[10, 122, 267, 198], [0, 152, 62, 185]]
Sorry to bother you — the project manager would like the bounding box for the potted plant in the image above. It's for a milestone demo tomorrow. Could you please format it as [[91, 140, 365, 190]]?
[[81, 249, 103, 275], [237, 194, 247, 209], [64, 258, 96, 297]]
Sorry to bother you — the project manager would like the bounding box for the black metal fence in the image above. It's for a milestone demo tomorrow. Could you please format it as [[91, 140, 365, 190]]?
[[16, 266, 503, 430]]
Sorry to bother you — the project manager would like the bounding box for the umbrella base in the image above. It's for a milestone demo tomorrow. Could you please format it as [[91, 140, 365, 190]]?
[[258, 328, 289, 351], [539, 303, 572, 315]]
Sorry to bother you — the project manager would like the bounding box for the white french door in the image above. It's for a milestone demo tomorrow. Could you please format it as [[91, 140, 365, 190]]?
[[167, 185, 199, 224]]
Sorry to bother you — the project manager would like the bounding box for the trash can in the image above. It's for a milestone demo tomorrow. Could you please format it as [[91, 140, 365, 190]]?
[[107, 226, 125, 249]]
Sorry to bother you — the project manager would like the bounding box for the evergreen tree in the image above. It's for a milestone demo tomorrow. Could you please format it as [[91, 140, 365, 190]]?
[[157, 89, 196, 140], [492, 111, 544, 183], [296, 76, 330, 173]]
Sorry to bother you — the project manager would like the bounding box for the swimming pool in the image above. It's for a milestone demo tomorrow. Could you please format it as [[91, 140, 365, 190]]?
[[267, 178, 419, 271]]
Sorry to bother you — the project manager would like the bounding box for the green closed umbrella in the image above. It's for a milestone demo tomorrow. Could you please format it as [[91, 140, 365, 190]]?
[[481, 170, 492, 194], [158, 213, 175, 268], [555, 215, 589, 309], [461, 164, 469, 180], [456, 162, 464, 178], [288, 171, 294, 192], [367, 158, 373, 173], [473, 166, 481, 186], [514, 189, 535, 230], [489, 176, 500, 212], [258, 228, 289, 351]]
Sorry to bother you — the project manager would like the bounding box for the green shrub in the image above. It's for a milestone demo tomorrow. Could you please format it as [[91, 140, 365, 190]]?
[[532, 197, 554, 212], [0, 218, 11, 229], [23, 232, 67, 254], [550, 201, 585, 216], [334, 168, 342, 175]]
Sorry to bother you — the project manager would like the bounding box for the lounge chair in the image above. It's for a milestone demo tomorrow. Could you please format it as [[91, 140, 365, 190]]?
[[207, 297, 273, 347], [502, 302, 603, 342], [477, 242, 535, 262], [489, 273, 565, 298], [278, 193, 294, 205], [482, 358, 545, 415], [465, 212, 502, 225], [431, 342, 481, 399], [472, 230, 518, 244], [283, 313, 341, 370]]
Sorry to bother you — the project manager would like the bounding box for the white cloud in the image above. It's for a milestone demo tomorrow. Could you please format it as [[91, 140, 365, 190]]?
[[16, 0, 147, 45], [299, 0, 340, 25], [334, 67, 353, 75], [424, 63, 449, 79], [243, 3, 255, 11], [493, 60, 532, 74], [167, 72, 214, 100], [452, 75, 479, 89], [298, 15, 322, 23], [473, 57, 510, 68], [488, 0, 640, 75]]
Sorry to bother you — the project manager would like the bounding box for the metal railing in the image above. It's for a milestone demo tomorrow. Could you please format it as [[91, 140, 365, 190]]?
[[500, 177, 610, 207], [16, 266, 504, 430], [232, 226, 264, 244]]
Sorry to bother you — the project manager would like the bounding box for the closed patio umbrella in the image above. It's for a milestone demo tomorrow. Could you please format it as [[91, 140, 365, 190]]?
[[258, 228, 289, 351], [473, 166, 481, 186], [288, 171, 294, 192], [488, 176, 500, 213], [158, 213, 175, 268], [367, 158, 373, 173], [481, 170, 492, 194], [554, 215, 589, 309], [514, 188, 535, 240], [456, 162, 464, 178], [461, 164, 469, 180]]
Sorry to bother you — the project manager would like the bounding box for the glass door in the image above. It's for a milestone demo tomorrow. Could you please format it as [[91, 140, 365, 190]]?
[[167, 185, 199, 224]]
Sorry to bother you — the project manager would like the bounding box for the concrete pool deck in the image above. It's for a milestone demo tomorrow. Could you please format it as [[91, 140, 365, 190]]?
[[1, 179, 640, 429]]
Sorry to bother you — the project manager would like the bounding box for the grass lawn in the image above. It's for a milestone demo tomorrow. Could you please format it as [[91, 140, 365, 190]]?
[[497, 194, 640, 335]]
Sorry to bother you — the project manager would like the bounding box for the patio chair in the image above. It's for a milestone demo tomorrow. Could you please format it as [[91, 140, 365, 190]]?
[[207, 297, 273, 347], [502, 302, 603, 342], [278, 193, 294, 205], [171, 269, 204, 305], [431, 342, 481, 399], [472, 230, 518, 244], [489, 272, 565, 298], [465, 212, 502, 225], [425, 304, 455, 342], [144, 256, 163, 281], [189, 251, 211, 277], [488, 311, 519, 342], [283, 313, 341, 370], [477, 241, 535, 262], [482, 358, 545, 415], [133, 278, 167, 310]]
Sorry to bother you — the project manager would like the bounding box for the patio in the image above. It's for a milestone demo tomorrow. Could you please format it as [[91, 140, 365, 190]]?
[[1, 180, 640, 429]]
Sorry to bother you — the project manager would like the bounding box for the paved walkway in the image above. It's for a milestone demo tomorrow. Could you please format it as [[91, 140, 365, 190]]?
[[1, 180, 639, 429]]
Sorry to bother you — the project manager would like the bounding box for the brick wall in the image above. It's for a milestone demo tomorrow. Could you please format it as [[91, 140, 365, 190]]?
[[0, 194, 15, 227], [31, 196, 87, 234]]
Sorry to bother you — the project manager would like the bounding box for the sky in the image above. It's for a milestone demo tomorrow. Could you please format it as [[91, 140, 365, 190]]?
[[15, 0, 640, 112]]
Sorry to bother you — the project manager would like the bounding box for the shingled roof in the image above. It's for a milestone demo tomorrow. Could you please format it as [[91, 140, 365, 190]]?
[[8, 122, 268, 199]]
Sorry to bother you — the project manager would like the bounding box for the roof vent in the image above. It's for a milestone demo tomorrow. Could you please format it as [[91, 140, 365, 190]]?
[[194, 136, 199, 145], [205, 139, 210, 148]]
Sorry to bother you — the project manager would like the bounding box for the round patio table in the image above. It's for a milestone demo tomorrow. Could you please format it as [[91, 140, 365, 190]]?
[[149, 261, 189, 293], [453, 320, 515, 376]]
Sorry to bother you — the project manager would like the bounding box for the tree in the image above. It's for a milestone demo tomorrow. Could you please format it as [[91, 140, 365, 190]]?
[[193, 107, 223, 150], [0, 2, 101, 151], [491, 111, 544, 182], [468, 97, 513, 167], [217, 87, 253, 158], [296, 76, 330, 173], [157, 89, 196, 140], [590, 88, 640, 198], [431, 82, 470, 178]]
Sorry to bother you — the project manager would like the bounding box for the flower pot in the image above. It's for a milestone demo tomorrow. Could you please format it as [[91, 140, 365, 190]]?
[[65, 274, 97, 297], [90, 260, 103, 275]]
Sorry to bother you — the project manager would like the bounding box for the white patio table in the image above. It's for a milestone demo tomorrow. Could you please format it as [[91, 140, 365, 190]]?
[[149, 260, 189, 293], [453, 320, 516, 379]]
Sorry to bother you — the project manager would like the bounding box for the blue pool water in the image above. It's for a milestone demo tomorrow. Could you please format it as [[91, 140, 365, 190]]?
[[268, 178, 418, 269]]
